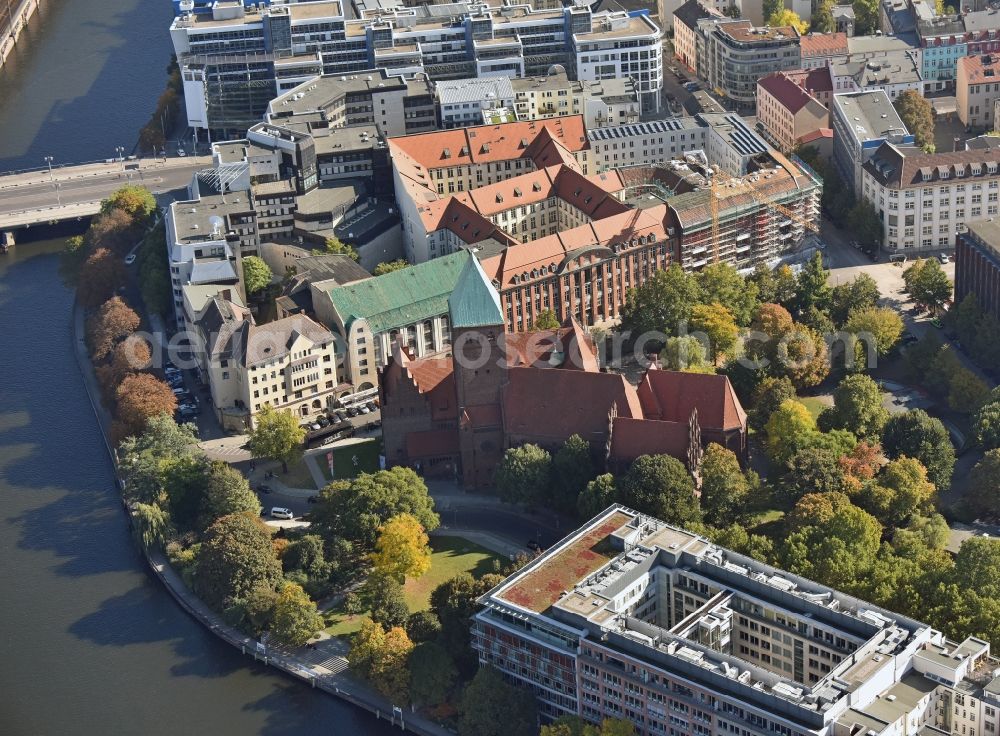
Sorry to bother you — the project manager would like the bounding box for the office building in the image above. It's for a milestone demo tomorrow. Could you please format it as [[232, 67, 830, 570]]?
[[831, 90, 912, 195], [956, 219, 1000, 320], [472, 505, 1000, 733], [862, 143, 1000, 253]]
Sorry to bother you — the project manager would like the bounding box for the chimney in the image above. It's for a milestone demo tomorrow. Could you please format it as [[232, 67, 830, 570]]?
[[222, 289, 232, 301], [955, 136, 962, 152]]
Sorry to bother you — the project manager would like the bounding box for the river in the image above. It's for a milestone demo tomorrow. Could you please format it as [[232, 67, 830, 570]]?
[[0, 2, 395, 734]]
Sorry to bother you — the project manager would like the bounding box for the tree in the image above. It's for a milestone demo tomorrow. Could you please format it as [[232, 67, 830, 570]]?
[[119, 414, 199, 504], [86, 295, 140, 360], [926, 345, 963, 398], [903, 259, 952, 312], [373, 259, 408, 276], [956, 537, 1000, 595], [950, 293, 983, 345], [830, 274, 880, 326], [811, 0, 835, 32], [778, 448, 851, 505], [370, 513, 431, 582], [747, 303, 794, 364], [767, 7, 808, 32], [763, 0, 783, 23], [903, 331, 946, 384], [405, 610, 442, 643], [133, 502, 172, 550], [247, 405, 305, 473], [324, 235, 360, 261], [271, 581, 324, 646], [697, 262, 759, 326], [194, 512, 282, 611], [101, 184, 157, 222], [948, 367, 990, 414], [459, 667, 538, 736], [348, 620, 413, 703], [700, 444, 749, 525], [894, 91, 935, 151], [974, 399, 1000, 449], [282, 534, 333, 595], [104, 336, 153, 387], [749, 376, 797, 431], [551, 435, 596, 512], [764, 399, 818, 466], [241, 255, 273, 295], [971, 314, 1000, 368], [619, 264, 701, 339], [778, 325, 830, 389], [882, 410, 956, 491], [430, 572, 503, 668], [199, 461, 261, 529], [136, 226, 172, 318], [78, 247, 127, 309], [871, 456, 936, 527], [542, 717, 637, 736], [87, 208, 139, 255], [661, 335, 714, 373], [578, 473, 618, 519], [314, 467, 438, 549], [853, 0, 880, 36], [794, 251, 831, 317], [845, 307, 904, 360], [690, 302, 739, 363], [528, 308, 561, 331], [967, 449, 1000, 519], [818, 374, 889, 441], [408, 641, 457, 707], [618, 454, 700, 526], [495, 444, 552, 505], [848, 200, 884, 251], [365, 572, 410, 629], [115, 374, 178, 438]]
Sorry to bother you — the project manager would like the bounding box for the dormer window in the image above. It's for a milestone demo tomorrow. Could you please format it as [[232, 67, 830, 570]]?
[[442, 148, 451, 159], [973, 166, 983, 175], [922, 170, 931, 182]]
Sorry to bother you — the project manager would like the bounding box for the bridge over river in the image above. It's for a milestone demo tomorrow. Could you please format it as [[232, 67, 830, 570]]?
[[0, 155, 211, 236]]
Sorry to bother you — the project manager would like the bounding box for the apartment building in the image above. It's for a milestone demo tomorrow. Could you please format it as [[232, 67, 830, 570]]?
[[798, 32, 849, 69], [829, 49, 923, 101], [584, 118, 710, 174], [436, 77, 516, 130], [915, 9, 1000, 90], [958, 54, 1000, 130], [780, 67, 834, 109], [955, 219, 1000, 320], [165, 193, 257, 328], [169, 0, 665, 134], [831, 90, 913, 195], [672, 0, 719, 75], [473, 505, 1000, 734], [699, 21, 802, 112], [756, 73, 829, 154], [862, 143, 1000, 254], [191, 297, 343, 430]]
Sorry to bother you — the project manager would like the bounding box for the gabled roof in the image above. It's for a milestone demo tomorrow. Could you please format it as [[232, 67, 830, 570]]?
[[863, 141, 1000, 189], [327, 250, 471, 334], [244, 314, 334, 367], [609, 416, 691, 465], [448, 255, 505, 329], [757, 73, 825, 116], [673, 0, 718, 32], [636, 369, 747, 431], [799, 32, 849, 58]]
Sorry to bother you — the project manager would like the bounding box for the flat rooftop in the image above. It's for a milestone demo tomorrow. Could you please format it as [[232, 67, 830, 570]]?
[[833, 90, 909, 142]]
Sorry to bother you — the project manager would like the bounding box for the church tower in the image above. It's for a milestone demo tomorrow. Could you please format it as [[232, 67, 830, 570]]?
[[448, 253, 507, 488]]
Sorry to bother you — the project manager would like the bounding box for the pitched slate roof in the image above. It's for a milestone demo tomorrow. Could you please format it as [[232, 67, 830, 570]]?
[[326, 250, 471, 334], [863, 141, 1000, 189], [448, 255, 505, 329], [673, 0, 716, 32], [244, 314, 334, 367]]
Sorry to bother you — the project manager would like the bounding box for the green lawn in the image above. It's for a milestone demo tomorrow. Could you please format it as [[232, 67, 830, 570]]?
[[323, 536, 505, 637], [799, 396, 830, 420], [315, 438, 381, 482], [278, 456, 320, 490]]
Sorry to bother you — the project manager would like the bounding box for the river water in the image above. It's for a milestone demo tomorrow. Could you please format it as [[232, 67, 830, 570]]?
[[0, 3, 394, 734]]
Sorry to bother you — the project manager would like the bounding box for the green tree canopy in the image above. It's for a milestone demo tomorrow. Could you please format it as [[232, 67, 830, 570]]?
[[407, 641, 457, 707], [661, 335, 714, 373], [882, 409, 956, 490], [365, 571, 410, 629], [974, 398, 1000, 449], [241, 255, 273, 295], [830, 274, 880, 326], [459, 667, 539, 736], [373, 259, 408, 276], [313, 467, 438, 549], [348, 619, 413, 704], [618, 454, 700, 526], [967, 449, 1000, 520], [194, 512, 282, 612], [696, 262, 759, 326], [619, 264, 701, 339], [247, 405, 306, 473], [778, 448, 851, 506], [845, 306, 904, 359], [818, 374, 889, 441], [764, 399, 818, 466], [700, 444, 750, 525], [528, 308, 561, 331], [894, 90, 935, 150], [551, 435, 596, 512], [848, 200, 884, 251], [119, 414, 199, 504], [324, 235, 360, 261], [690, 302, 739, 363], [133, 502, 172, 550], [903, 258, 952, 311], [271, 581, 324, 646], [794, 251, 831, 317], [199, 461, 261, 529], [577, 473, 618, 520], [495, 444, 552, 505], [430, 572, 504, 669], [749, 376, 797, 432], [101, 184, 157, 222], [948, 366, 991, 414]]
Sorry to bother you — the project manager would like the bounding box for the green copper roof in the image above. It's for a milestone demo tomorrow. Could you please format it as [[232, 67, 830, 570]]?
[[327, 251, 471, 335], [448, 255, 505, 329]]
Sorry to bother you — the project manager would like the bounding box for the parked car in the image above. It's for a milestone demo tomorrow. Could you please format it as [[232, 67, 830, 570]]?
[[365, 401, 377, 413], [124, 253, 136, 266], [931, 317, 943, 329], [938, 253, 950, 264], [177, 148, 186, 157], [316, 415, 330, 427], [901, 332, 919, 345], [333, 410, 347, 422], [346, 406, 359, 417], [310, 422, 322, 431], [359, 405, 371, 414], [270, 507, 294, 520]]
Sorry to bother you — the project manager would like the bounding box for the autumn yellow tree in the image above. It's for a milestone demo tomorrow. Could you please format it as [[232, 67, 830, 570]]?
[[370, 513, 431, 582], [767, 8, 808, 33], [348, 619, 413, 703], [690, 302, 739, 364]]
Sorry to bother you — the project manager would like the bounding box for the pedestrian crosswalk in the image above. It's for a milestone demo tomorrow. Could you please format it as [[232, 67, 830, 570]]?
[[293, 645, 349, 674], [198, 442, 251, 462]]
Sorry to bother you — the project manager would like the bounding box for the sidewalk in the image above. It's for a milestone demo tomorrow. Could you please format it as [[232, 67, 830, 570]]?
[[0, 155, 213, 190]]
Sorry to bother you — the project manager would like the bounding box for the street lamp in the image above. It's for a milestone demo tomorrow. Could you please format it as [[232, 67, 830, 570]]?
[[115, 146, 125, 170], [43, 156, 54, 181]]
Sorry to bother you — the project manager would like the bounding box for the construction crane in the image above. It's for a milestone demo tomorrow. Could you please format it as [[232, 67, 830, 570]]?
[[707, 165, 820, 263]]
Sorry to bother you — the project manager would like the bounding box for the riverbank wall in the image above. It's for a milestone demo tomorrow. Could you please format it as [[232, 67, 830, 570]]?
[[0, 0, 41, 69], [69, 298, 447, 736]]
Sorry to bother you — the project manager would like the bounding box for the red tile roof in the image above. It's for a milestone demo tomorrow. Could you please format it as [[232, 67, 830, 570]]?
[[799, 32, 848, 58], [637, 369, 747, 431], [797, 128, 833, 144], [758, 72, 824, 115], [957, 54, 1000, 85], [609, 417, 691, 465]]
